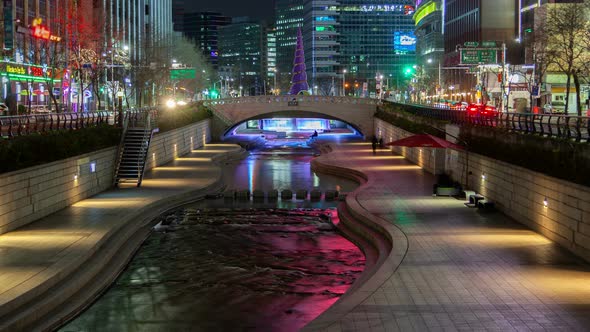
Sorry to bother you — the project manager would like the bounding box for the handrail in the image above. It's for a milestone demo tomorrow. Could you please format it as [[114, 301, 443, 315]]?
[[382, 100, 590, 142], [0, 109, 158, 138]]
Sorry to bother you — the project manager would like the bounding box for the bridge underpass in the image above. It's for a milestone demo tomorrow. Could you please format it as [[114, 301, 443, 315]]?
[[204, 96, 378, 140]]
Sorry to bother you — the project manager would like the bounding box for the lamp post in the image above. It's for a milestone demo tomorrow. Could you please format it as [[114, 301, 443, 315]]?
[[273, 68, 278, 95], [342, 69, 347, 97], [428, 58, 442, 98]]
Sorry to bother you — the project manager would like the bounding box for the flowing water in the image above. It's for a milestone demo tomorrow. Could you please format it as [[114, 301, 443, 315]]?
[[61, 137, 365, 332]]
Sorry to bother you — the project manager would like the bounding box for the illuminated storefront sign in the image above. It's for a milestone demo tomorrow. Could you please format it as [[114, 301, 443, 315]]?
[[413, 2, 437, 25], [0, 62, 62, 82], [30, 18, 62, 42]]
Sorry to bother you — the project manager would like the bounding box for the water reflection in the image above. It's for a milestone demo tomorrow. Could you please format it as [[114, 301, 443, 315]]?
[[60, 137, 364, 332]]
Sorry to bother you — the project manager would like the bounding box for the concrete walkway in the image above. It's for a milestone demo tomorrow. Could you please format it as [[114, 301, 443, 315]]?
[[307, 142, 590, 331], [0, 143, 244, 331]]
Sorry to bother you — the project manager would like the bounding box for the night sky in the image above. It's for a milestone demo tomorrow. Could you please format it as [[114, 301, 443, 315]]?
[[186, 0, 275, 20]]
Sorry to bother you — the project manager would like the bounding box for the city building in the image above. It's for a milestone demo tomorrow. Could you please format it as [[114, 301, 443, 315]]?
[[442, 0, 518, 104], [0, 0, 70, 114], [337, 1, 416, 96], [274, 0, 416, 96], [521, 0, 589, 112], [413, 0, 444, 93], [177, 11, 231, 69], [265, 27, 278, 94], [302, 0, 340, 95], [218, 17, 265, 96], [275, 0, 304, 92]]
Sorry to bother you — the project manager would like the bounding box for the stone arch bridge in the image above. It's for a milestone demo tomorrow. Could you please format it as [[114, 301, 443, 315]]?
[[203, 96, 379, 136]]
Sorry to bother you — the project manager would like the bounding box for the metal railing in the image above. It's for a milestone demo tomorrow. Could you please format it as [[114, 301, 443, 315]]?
[[385, 101, 590, 142], [203, 95, 381, 107], [0, 109, 153, 138]]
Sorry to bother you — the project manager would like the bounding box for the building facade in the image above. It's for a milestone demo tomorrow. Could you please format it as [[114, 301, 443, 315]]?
[[177, 12, 231, 69], [218, 17, 265, 96], [338, 1, 416, 96], [275, 0, 305, 92], [442, 0, 517, 104], [413, 0, 444, 94]]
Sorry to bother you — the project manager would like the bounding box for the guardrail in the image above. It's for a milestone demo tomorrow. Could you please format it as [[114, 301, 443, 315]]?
[[203, 95, 380, 107], [0, 109, 153, 138], [385, 101, 590, 142]]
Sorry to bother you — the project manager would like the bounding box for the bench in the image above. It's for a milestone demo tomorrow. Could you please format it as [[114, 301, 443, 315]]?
[[477, 199, 495, 211]]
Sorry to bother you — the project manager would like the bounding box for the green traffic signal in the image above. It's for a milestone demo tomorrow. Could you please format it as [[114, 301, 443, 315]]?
[[210, 89, 219, 98]]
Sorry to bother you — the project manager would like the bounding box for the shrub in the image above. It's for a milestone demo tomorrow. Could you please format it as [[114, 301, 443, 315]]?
[[156, 102, 212, 132], [375, 108, 444, 137], [0, 125, 121, 174]]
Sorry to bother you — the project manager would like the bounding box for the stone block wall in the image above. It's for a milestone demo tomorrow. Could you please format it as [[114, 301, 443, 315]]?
[[376, 118, 590, 262], [0, 119, 212, 235], [146, 119, 211, 171], [0, 148, 117, 234], [375, 118, 445, 175], [448, 149, 590, 262]]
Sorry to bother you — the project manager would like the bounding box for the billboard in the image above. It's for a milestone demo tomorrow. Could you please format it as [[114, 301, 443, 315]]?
[[394, 31, 416, 54]]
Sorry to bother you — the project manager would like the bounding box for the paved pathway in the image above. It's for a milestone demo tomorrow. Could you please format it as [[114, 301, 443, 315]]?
[[310, 142, 590, 331], [0, 143, 243, 330]]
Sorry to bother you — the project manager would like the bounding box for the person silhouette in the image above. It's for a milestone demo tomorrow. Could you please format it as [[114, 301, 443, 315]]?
[[371, 136, 378, 155]]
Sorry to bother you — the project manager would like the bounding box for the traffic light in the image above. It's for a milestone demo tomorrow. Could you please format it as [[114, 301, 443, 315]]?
[[403, 65, 416, 77], [210, 89, 219, 99]]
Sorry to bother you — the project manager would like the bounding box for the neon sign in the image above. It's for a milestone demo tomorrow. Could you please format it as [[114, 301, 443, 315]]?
[[31, 18, 62, 42]]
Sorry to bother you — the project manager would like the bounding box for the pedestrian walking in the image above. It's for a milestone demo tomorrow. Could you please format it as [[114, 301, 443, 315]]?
[[371, 136, 378, 155]]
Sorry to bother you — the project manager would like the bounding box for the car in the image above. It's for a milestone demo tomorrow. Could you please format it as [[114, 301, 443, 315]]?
[[467, 103, 498, 118]]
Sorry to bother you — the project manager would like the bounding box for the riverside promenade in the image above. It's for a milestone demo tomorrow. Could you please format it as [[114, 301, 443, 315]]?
[[0, 138, 589, 331], [0, 144, 244, 331], [307, 141, 590, 331]]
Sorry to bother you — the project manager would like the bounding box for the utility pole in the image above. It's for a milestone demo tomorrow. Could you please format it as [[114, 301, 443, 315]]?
[[501, 42, 507, 112]]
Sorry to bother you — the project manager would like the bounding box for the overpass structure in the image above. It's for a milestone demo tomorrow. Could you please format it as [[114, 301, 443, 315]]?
[[203, 96, 379, 136]]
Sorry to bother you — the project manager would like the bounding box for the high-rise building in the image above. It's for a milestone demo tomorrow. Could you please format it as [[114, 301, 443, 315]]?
[[275, 1, 417, 95], [338, 1, 416, 95], [265, 27, 278, 93], [303, 0, 340, 94], [275, 0, 304, 89], [219, 17, 265, 96], [178, 12, 231, 69], [100, 0, 174, 64], [442, 0, 517, 102], [413, 0, 444, 86]]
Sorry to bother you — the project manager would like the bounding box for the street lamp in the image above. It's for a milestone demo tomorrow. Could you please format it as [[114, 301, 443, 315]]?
[[342, 69, 347, 97], [273, 68, 278, 95], [427, 58, 442, 97], [314, 85, 318, 95]]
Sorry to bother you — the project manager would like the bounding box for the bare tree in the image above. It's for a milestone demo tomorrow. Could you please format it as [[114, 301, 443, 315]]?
[[131, 34, 213, 106], [543, 1, 590, 115]]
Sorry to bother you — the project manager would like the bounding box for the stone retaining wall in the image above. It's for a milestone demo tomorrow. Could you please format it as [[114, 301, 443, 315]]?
[[0, 119, 212, 235], [375, 118, 590, 262], [0, 147, 117, 234], [146, 119, 211, 171], [375, 118, 445, 175], [447, 148, 590, 262]]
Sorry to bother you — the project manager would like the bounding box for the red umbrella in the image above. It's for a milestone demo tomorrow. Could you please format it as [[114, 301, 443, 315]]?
[[386, 134, 464, 150]]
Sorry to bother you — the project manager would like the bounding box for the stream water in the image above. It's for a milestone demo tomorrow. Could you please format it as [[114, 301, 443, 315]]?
[[61, 137, 365, 332]]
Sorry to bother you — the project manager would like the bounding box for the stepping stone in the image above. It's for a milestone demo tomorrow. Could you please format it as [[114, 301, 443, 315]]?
[[281, 189, 293, 200], [310, 190, 322, 201], [268, 189, 279, 200], [296, 189, 308, 200]]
